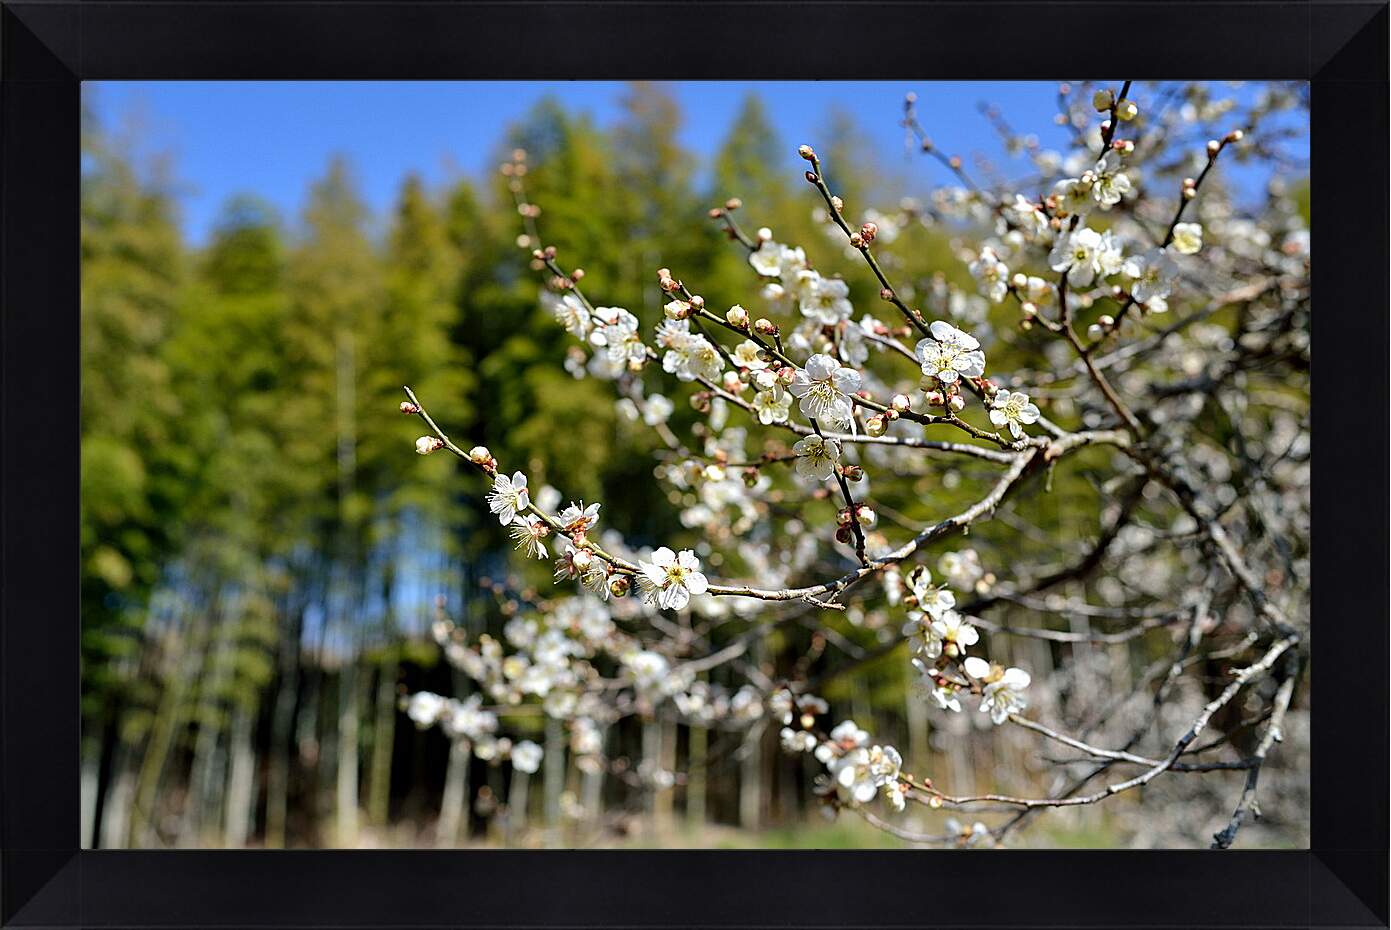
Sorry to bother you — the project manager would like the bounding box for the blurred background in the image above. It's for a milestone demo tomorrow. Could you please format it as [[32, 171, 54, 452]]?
[[80, 80, 1309, 849]]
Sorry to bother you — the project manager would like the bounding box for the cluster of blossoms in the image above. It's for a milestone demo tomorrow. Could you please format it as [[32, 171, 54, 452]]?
[[898, 555, 1030, 724], [404, 83, 1309, 848], [773, 695, 908, 813]]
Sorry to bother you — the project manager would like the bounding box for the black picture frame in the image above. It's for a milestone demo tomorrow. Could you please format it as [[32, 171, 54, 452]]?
[[1, 2, 1385, 927]]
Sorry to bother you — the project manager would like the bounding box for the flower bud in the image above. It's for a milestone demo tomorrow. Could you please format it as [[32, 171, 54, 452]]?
[[708, 207, 724, 220], [757, 226, 773, 242], [1020, 318, 1034, 332], [835, 525, 852, 545], [841, 464, 863, 482], [664, 299, 692, 320], [891, 393, 912, 412], [1116, 99, 1137, 121], [1011, 272, 1027, 289], [948, 394, 965, 412], [543, 245, 557, 260], [1206, 139, 1221, 156], [925, 389, 945, 406], [856, 506, 877, 528], [726, 304, 750, 328], [1087, 323, 1103, 339], [416, 436, 444, 455], [849, 233, 864, 248], [1098, 314, 1115, 327], [797, 144, 816, 160], [571, 268, 585, 281], [804, 170, 819, 184], [830, 195, 844, 212], [400, 401, 420, 415], [879, 287, 894, 301], [1224, 129, 1244, 143], [1092, 88, 1115, 112], [689, 294, 705, 310], [754, 318, 780, 337], [608, 576, 630, 598], [1100, 119, 1112, 135], [860, 222, 878, 244], [571, 548, 593, 572], [1020, 301, 1038, 317], [742, 467, 760, 488], [722, 371, 743, 393], [865, 415, 887, 437], [725, 197, 742, 211], [1182, 187, 1197, 200]]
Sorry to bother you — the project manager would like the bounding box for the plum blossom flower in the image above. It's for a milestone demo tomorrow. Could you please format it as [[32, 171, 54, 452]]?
[[638, 547, 709, 610], [1008, 194, 1050, 236], [989, 390, 1041, 439], [623, 649, 672, 692], [938, 550, 985, 591], [487, 471, 530, 525], [752, 387, 792, 425], [641, 394, 674, 426], [557, 501, 600, 536], [551, 293, 591, 339], [1052, 175, 1096, 217], [930, 611, 979, 656], [781, 727, 818, 753], [787, 354, 861, 429], [406, 691, 447, 728], [964, 656, 1031, 724], [589, 306, 645, 366], [1049, 226, 1124, 287], [925, 679, 963, 713], [510, 739, 543, 774], [1091, 150, 1132, 207], [815, 720, 870, 764], [968, 247, 1011, 303], [749, 241, 807, 279], [1171, 222, 1203, 255], [1121, 247, 1179, 307], [830, 744, 903, 807], [797, 272, 854, 324], [915, 321, 986, 385], [792, 434, 841, 481], [731, 340, 768, 370], [906, 567, 956, 618], [509, 514, 549, 560]]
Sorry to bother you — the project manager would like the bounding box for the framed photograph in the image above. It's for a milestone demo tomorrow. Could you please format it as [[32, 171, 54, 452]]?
[[2, 2, 1385, 927]]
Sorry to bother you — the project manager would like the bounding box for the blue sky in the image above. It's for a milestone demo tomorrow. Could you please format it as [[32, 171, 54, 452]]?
[[85, 81, 1304, 246]]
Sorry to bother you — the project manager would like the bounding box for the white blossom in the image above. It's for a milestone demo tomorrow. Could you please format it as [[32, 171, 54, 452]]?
[[487, 471, 530, 525], [551, 293, 591, 340], [989, 390, 1041, 439], [510, 739, 543, 774], [1171, 222, 1203, 255], [638, 547, 709, 610], [1049, 226, 1124, 287], [1091, 150, 1132, 207], [509, 514, 549, 560], [792, 434, 841, 481], [787, 353, 861, 429], [797, 271, 854, 324], [557, 501, 600, 536], [968, 247, 1011, 303], [589, 306, 645, 366], [752, 387, 792, 425], [915, 321, 986, 385]]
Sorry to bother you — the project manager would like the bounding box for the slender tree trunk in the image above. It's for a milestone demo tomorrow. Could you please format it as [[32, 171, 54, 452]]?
[[685, 721, 707, 831], [335, 657, 361, 846], [81, 733, 102, 848], [506, 769, 530, 846], [223, 705, 257, 847], [738, 721, 764, 832], [264, 598, 303, 849], [436, 740, 472, 848], [542, 716, 565, 848], [99, 738, 137, 849], [367, 561, 399, 827]]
